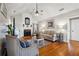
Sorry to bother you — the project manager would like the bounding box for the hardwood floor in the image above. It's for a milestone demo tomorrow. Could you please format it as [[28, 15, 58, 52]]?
[[39, 40, 79, 56]]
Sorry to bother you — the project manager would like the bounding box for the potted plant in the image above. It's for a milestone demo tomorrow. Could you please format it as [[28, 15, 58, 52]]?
[[7, 24, 13, 35]]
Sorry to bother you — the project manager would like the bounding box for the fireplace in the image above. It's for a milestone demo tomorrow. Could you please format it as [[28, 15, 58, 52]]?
[[24, 29, 31, 36]]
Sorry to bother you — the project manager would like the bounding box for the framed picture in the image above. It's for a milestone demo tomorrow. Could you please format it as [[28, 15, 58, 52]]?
[[48, 22, 54, 28], [25, 17, 30, 25]]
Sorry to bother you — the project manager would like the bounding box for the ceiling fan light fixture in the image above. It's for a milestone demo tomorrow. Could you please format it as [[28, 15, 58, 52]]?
[[35, 12, 39, 16], [35, 10, 39, 16], [36, 10, 39, 14], [34, 3, 39, 16]]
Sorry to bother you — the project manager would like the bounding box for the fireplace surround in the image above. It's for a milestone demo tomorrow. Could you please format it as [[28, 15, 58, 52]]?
[[24, 29, 31, 36]]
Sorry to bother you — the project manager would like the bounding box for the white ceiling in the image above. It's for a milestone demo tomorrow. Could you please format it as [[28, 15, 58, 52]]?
[[5, 3, 79, 22]]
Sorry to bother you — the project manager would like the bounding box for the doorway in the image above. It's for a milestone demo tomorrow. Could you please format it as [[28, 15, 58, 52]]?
[[70, 17, 79, 41]]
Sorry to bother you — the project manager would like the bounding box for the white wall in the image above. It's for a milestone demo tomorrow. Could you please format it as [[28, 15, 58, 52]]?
[[0, 12, 8, 39]]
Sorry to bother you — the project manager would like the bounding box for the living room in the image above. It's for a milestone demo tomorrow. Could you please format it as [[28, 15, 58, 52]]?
[[0, 3, 79, 56]]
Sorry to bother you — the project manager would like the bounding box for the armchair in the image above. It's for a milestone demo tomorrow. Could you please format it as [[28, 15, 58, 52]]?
[[6, 35, 39, 56]]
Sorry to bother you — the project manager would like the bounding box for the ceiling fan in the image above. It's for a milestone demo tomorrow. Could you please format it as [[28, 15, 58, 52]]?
[[30, 3, 44, 16]]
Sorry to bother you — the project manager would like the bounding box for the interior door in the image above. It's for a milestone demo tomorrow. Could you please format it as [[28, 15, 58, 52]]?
[[71, 19, 79, 41]]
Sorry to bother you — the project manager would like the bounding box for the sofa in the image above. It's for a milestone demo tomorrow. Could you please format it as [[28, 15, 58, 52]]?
[[39, 30, 56, 41]]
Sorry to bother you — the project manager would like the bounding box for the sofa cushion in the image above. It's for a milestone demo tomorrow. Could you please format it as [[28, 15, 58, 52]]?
[[19, 40, 26, 48], [25, 41, 31, 47], [19, 40, 32, 48]]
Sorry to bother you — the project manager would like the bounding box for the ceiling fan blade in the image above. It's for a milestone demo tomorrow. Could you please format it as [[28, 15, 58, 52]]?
[[40, 10, 43, 12]]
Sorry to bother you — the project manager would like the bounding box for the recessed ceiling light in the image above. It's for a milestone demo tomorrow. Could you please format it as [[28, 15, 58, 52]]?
[[59, 8, 64, 11]]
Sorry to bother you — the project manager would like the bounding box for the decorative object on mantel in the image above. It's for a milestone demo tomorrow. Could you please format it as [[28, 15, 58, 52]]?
[[23, 24, 25, 27], [25, 17, 30, 25], [30, 25, 32, 27]]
